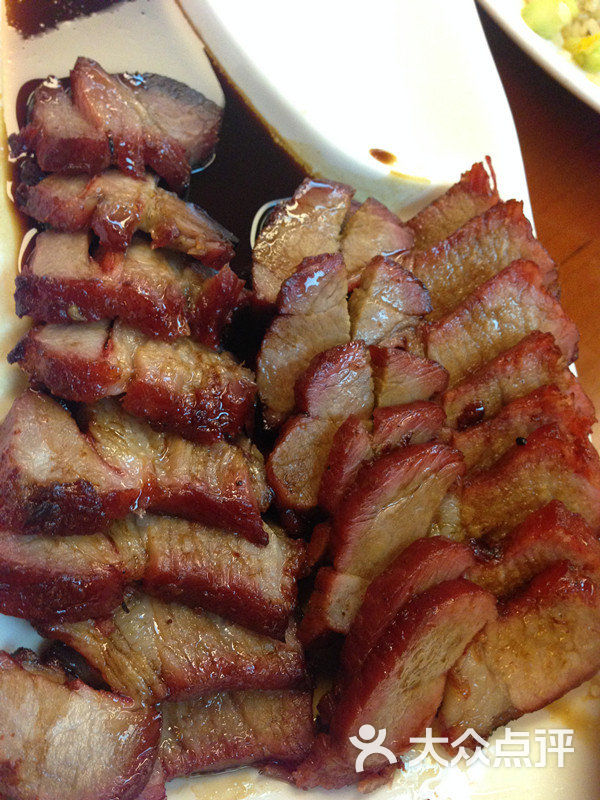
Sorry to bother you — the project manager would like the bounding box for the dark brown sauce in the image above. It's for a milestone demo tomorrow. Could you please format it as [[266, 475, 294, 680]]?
[[369, 148, 397, 166], [456, 401, 486, 431], [5, 0, 131, 38]]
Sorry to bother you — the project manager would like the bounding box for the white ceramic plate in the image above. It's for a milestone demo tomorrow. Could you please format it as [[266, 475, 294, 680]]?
[[0, 1, 598, 798], [479, 0, 600, 113]]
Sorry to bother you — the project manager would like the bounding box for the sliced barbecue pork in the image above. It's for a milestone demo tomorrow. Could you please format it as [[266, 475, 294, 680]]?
[[160, 689, 314, 779], [438, 563, 600, 745], [267, 342, 374, 510], [40, 591, 305, 704], [10, 320, 256, 442], [257, 253, 351, 426], [370, 346, 449, 406], [407, 160, 499, 250], [443, 331, 586, 428], [16, 171, 235, 263], [15, 232, 244, 343], [424, 259, 579, 386], [0, 514, 303, 636], [340, 199, 413, 288], [396, 200, 556, 319], [450, 385, 595, 471], [0, 390, 268, 542], [348, 255, 431, 345], [293, 580, 496, 790], [252, 179, 354, 304], [460, 425, 600, 539], [0, 648, 161, 800]]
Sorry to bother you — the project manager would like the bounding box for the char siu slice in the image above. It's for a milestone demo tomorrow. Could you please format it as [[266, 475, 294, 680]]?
[[450, 385, 595, 471], [396, 201, 556, 319], [444, 331, 587, 428], [10, 81, 111, 174], [0, 649, 161, 800], [438, 563, 600, 745], [11, 320, 256, 442], [252, 179, 354, 305], [257, 253, 351, 427], [40, 591, 305, 704], [425, 259, 579, 386], [460, 425, 600, 539], [372, 401, 446, 451], [370, 346, 449, 407], [160, 689, 315, 779], [0, 514, 303, 636], [293, 580, 496, 790], [340, 199, 413, 289], [16, 171, 235, 264], [407, 160, 499, 250], [466, 501, 600, 597], [267, 342, 374, 510], [348, 256, 430, 345]]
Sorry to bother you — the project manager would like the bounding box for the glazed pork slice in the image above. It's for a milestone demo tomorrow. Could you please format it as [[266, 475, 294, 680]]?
[[293, 580, 496, 790], [460, 425, 600, 539], [450, 385, 595, 471], [252, 178, 354, 304], [425, 259, 579, 386], [257, 253, 351, 426], [267, 342, 374, 510], [0, 649, 161, 800], [40, 591, 305, 704], [407, 160, 499, 250], [396, 200, 557, 319], [348, 256, 431, 345], [466, 501, 600, 597], [160, 689, 315, 779], [341, 199, 414, 289], [370, 346, 449, 406], [443, 331, 586, 429], [11, 320, 257, 441], [438, 563, 600, 746], [15, 232, 244, 343], [16, 170, 235, 263]]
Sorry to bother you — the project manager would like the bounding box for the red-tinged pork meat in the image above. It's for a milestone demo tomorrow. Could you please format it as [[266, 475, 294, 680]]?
[[0, 389, 141, 536], [443, 331, 586, 429], [330, 444, 465, 581], [396, 201, 557, 319], [11, 320, 257, 442], [10, 81, 111, 174], [16, 171, 235, 263], [460, 425, 600, 539], [348, 255, 431, 345], [66, 57, 222, 191], [267, 342, 373, 510], [15, 232, 244, 344], [451, 385, 595, 471], [467, 501, 600, 597], [438, 563, 600, 745], [85, 400, 269, 543], [0, 649, 161, 800], [298, 568, 369, 645], [407, 160, 499, 250], [372, 401, 445, 451], [425, 260, 579, 386], [160, 689, 315, 779], [252, 178, 354, 304], [341, 199, 414, 289], [370, 346, 449, 407], [39, 591, 305, 704], [257, 253, 351, 426], [293, 580, 496, 790], [318, 415, 373, 515]]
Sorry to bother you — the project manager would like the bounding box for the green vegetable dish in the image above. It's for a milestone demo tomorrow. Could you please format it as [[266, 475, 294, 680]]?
[[522, 0, 600, 72]]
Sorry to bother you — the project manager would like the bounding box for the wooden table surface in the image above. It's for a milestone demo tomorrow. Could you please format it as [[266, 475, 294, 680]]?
[[478, 8, 600, 449]]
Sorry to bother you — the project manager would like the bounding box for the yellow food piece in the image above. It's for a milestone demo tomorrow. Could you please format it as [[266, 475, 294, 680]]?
[[522, 0, 578, 39]]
